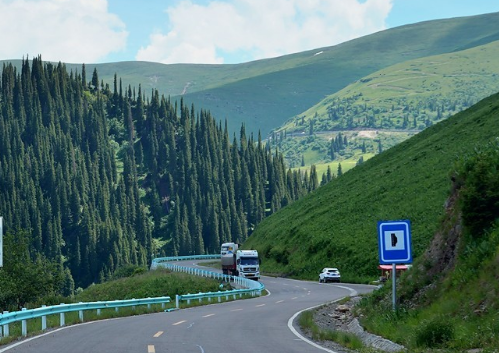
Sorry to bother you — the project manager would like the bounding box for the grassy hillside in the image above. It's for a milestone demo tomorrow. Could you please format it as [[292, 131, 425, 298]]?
[[281, 40, 499, 133], [243, 91, 499, 283], [4, 12, 499, 138], [358, 139, 499, 351], [275, 40, 499, 168]]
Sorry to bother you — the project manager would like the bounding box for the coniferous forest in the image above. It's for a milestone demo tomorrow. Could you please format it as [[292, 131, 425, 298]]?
[[0, 57, 318, 294]]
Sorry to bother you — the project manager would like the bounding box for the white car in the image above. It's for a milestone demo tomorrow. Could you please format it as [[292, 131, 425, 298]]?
[[319, 267, 341, 283]]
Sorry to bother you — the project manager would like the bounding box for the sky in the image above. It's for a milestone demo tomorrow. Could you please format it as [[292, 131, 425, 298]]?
[[0, 0, 498, 65]]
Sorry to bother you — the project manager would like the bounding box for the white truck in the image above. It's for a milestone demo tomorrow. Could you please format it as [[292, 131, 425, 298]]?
[[235, 249, 260, 281]]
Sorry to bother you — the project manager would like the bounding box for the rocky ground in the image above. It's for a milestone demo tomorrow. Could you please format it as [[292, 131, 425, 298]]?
[[300, 296, 406, 353]]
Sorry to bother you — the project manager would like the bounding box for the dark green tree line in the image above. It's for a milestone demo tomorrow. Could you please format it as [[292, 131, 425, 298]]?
[[0, 57, 316, 296]]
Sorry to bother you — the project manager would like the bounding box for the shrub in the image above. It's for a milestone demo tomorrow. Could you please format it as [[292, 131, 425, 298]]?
[[455, 139, 499, 238], [415, 317, 454, 348]]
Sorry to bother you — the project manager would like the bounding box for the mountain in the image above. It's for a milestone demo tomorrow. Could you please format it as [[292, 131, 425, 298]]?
[[3, 12, 499, 139], [273, 39, 499, 167], [243, 91, 499, 283]]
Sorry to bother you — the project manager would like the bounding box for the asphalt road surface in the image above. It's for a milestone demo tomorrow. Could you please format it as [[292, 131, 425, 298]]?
[[1, 261, 375, 353]]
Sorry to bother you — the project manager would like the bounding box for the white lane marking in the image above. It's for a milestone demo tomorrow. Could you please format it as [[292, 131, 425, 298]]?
[[173, 320, 186, 326], [291, 297, 298, 300], [153, 331, 163, 337], [230, 308, 243, 312], [187, 323, 195, 329], [255, 304, 266, 307], [0, 318, 123, 352], [202, 314, 215, 318], [287, 284, 359, 353], [333, 285, 359, 296], [288, 304, 340, 353], [275, 300, 284, 303], [148, 345, 155, 353]]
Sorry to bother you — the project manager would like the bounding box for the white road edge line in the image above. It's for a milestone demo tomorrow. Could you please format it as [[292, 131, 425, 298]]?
[[287, 285, 358, 353], [0, 318, 122, 353]]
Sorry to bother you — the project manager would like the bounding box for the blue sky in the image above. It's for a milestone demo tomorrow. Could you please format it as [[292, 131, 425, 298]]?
[[0, 0, 498, 64]]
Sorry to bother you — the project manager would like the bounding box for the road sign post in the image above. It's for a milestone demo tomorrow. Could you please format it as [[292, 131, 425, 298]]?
[[377, 220, 412, 311]]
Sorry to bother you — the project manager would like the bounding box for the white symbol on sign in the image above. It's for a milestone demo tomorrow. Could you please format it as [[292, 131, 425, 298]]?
[[384, 230, 405, 251]]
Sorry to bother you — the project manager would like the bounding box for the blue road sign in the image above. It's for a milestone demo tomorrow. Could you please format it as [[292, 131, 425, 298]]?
[[378, 220, 412, 264]]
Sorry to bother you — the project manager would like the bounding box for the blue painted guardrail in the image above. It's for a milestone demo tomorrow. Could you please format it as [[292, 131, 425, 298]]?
[[0, 254, 264, 339], [0, 297, 171, 338], [150, 254, 265, 307]]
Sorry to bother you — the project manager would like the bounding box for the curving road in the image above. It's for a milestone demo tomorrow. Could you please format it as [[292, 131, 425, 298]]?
[[1, 261, 375, 353]]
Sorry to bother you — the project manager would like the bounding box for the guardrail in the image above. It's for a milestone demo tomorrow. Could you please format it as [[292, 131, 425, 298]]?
[[150, 254, 265, 308], [0, 254, 264, 339], [0, 297, 171, 338]]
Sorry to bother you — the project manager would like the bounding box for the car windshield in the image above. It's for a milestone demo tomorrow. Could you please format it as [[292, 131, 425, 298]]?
[[324, 269, 339, 274], [240, 257, 258, 265]]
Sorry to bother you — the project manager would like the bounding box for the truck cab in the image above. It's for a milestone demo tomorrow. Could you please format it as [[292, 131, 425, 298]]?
[[236, 250, 260, 280]]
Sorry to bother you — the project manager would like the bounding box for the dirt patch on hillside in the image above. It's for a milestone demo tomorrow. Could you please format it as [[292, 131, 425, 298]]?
[[357, 130, 378, 138], [401, 180, 463, 308]]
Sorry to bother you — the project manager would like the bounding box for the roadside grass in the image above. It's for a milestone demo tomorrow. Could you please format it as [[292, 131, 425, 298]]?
[[357, 222, 499, 352], [75, 268, 221, 301], [199, 260, 221, 269]]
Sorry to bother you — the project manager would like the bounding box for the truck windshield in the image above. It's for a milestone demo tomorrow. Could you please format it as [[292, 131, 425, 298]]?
[[240, 257, 258, 265]]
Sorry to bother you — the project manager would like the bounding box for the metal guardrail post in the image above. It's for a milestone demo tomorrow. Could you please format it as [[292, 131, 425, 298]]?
[[21, 308, 27, 336], [3, 311, 9, 337], [41, 305, 47, 330], [60, 304, 65, 327], [78, 302, 84, 322]]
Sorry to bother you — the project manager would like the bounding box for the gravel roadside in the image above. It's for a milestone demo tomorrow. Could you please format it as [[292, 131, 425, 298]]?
[[299, 296, 406, 353]]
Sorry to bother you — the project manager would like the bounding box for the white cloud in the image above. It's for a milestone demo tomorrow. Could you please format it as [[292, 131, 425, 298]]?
[[136, 0, 393, 64], [0, 0, 128, 63]]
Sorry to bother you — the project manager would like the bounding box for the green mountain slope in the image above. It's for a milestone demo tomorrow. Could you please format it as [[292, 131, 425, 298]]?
[[243, 91, 499, 282], [359, 136, 499, 351], [3, 12, 499, 138], [274, 39, 499, 167], [181, 12, 499, 137]]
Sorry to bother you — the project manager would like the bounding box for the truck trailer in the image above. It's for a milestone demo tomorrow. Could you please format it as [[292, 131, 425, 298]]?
[[221, 242, 238, 275]]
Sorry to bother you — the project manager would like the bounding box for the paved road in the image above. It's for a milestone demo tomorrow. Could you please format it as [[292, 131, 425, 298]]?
[[1, 262, 375, 353]]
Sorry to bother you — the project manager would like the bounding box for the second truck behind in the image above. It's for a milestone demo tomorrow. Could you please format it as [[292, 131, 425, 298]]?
[[220, 242, 260, 280]]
